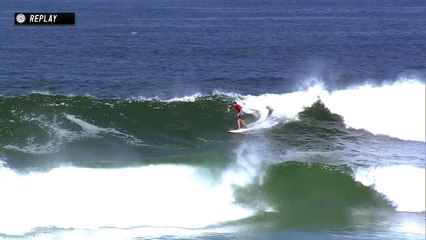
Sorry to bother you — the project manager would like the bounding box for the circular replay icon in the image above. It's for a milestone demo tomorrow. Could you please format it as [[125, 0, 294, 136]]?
[[16, 13, 26, 24]]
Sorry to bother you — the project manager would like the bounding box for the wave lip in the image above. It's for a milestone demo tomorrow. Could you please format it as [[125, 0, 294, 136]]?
[[354, 165, 426, 213]]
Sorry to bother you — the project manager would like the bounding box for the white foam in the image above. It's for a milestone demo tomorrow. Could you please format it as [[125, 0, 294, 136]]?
[[0, 164, 255, 236], [129, 96, 161, 102], [0, 141, 270, 236], [30, 90, 52, 95], [4, 225, 243, 240], [3, 114, 146, 154], [166, 93, 203, 102], [65, 114, 142, 144], [323, 79, 425, 142], [131, 91, 240, 103], [65, 114, 105, 136], [0, 158, 6, 168], [354, 165, 425, 212], [3, 141, 58, 154], [130, 93, 204, 103], [3, 115, 76, 154], [232, 79, 425, 142]]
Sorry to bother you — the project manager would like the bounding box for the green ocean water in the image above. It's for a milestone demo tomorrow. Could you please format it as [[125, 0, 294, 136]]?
[[0, 90, 424, 239]]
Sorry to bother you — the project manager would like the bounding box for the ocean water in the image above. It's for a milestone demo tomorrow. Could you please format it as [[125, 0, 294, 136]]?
[[0, 0, 425, 239]]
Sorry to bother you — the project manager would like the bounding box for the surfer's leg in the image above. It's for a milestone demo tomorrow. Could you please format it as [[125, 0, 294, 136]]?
[[242, 120, 247, 127], [239, 112, 247, 128]]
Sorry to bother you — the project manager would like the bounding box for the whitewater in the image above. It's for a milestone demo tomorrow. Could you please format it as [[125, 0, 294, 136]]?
[[1, 149, 423, 237], [235, 79, 425, 142], [0, 141, 269, 236]]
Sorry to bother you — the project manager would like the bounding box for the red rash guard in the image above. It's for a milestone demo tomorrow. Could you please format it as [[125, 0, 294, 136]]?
[[233, 104, 242, 112]]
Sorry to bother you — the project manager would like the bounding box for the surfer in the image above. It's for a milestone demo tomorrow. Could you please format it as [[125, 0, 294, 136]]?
[[266, 106, 273, 116], [227, 101, 247, 129]]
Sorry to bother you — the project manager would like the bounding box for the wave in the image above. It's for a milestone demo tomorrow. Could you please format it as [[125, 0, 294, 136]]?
[[2, 160, 422, 236], [1, 79, 423, 150], [2, 113, 145, 155], [0, 141, 276, 236], [234, 161, 425, 229], [0, 164, 254, 236], [235, 162, 391, 215], [0, 135, 424, 236], [0, 79, 423, 173], [234, 78, 425, 141]]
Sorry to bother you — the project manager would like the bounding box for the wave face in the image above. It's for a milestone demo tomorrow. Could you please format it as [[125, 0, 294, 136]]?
[[235, 162, 425, 216], [0, 80, 423, 156], [0, 94, 235, 169], [234, 162, 393, 225], [0, 79, 425, 237]]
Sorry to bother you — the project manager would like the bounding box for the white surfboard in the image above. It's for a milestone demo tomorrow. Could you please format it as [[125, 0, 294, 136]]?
[[229, 128, 250, 133]]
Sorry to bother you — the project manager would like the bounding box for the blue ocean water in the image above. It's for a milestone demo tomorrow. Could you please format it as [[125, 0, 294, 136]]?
[[1, 0, 425, 98], [0, 0, 425, 240]]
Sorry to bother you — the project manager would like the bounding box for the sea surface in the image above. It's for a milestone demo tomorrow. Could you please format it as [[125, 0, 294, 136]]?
[[0, 0, 425, 239]]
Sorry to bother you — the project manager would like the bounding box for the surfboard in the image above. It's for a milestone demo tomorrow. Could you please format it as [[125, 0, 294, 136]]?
[[229, 128, 250, 133]]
